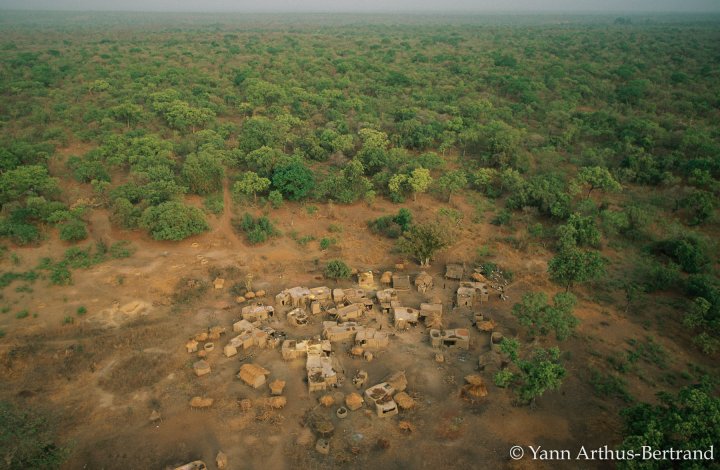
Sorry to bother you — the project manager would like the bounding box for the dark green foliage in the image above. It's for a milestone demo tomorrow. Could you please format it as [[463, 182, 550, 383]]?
[[182, 151, 225, 195], [271, 161, 314, 201], [548, 245, 606, 291], [515, 347, 566, 405], [324, 259, 351, 281], [0, 402, 68, 469], [233, 213, 279, 245], [368, 208, 412, 238], [58, 219, 87, 242], [109, 241, 135, 259], [618, 383, 720, 468], [512, 292, 579, 341], [556, 213, 601, 248], [140, 202, 209, 241], [654, 235, 710, 274], [67, 155, 110, 183]]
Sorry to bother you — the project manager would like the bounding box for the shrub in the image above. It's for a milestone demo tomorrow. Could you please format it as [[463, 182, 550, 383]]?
[[0, 401, 69, 469], [58, 219, 87, 242], [233, 213, 279, 245], [654, 235, 710, 274], [324, 259, 351, 281], [140, 202, 209, 241], [368, 208, 412, 238], [76, 306, 87, 316], [319, 237, 336, 250], [494, 369, 514, 388], [16, 309, 29, 319]]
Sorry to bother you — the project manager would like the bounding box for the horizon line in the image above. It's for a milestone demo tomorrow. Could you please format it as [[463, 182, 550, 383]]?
[[1, 8, 720, 14]]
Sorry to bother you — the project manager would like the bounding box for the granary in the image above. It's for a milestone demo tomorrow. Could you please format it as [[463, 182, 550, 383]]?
[[287, 308, 309, 326], [419, 303, 443, 327], [380, 271, 393, 286], [364, 382, 399, 418], [237, 363, 270, 389], [429, 328, 470, 350], [456, 286, 476, 308], [322, 321, 364, 342], [358, 271, 374, 289], [342, 288, 374, 309], [241, 303, 274, 322], [306, 352, 339, 392], [332, 288, 346, 303], [229, 319, 269, 351], [445, 263, 464, 280], [460, 281, 489, 303], [415, 271, 433, 293], [376, 288, 398, 313], [354, 328, 390, 349], [281, 338, 331, 360], [392, 306, 419, 329], [276, 286, 311, 308], [392, 274, 411, 291], [330, 302, 365, 322]]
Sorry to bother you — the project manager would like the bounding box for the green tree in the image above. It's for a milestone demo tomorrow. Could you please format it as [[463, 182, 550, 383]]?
[[436, 170, 467, 203], [397, 222, 451, 267], [58, 219, 87, 242], [109, 102, 144, 129], [618, 383, 720, 469], [407, 167, 432, 201], [572, 166, 622, 199], [548, 245, 606, 291], [182, 151, 225, 195], [512, 292, 578, 340], [357, 128, 390, 174], [272, 160, 314, 201], [324, 259, 351, 281], [516, 347, 566, 405], [140, 201, 209, 241], [233, 171, 271, 203]]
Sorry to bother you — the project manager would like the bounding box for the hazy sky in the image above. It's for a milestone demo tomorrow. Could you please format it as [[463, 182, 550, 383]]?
[[1, 0, 719, 12]]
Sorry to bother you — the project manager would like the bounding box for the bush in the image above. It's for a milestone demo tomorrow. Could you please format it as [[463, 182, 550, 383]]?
[[324, 259, 351, 281], [58, 219, 87, 242], [140, 202, 209, 241], [0, 401, 69, 469], [654, 235, 710, 274], [319, 237, 336, 250], [268, 190, 283, 209], [233, 213, 279, 245], [494, 369, 514, 388], [15, 309, 29, 319], [368, 208, 412, 239]]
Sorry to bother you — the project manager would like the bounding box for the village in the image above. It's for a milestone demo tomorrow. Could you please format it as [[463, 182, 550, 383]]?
[[174, 263, 512, 470]]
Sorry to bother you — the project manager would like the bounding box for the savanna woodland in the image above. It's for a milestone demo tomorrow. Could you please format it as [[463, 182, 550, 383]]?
[[0, 11, 719, 470]]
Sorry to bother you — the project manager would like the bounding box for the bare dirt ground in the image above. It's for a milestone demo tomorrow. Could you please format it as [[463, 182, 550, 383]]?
[[0, 193, 716, 470]]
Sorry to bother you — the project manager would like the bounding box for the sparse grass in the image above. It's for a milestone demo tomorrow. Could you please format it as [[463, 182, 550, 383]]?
[[16, 309, 29, 319], [626, 336, 668, 369], [319, 237, 336, 250], [14, 284, 33, 293], [109, 241, 135, 259], [589, 369, 633, 402], [328, 224, 343, 233], [305, 205, 318, 216], [62, 316, 74, 325], [203, 193, 224, 215]]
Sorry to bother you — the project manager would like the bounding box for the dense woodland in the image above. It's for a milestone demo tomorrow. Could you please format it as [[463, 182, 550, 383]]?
[[0, 12, 719, 467]]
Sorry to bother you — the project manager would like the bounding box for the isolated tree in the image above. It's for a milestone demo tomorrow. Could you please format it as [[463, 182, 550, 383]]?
[[548, 245, 606, 291], [516, 347, 566, 405], [233, 171, 271, 203], [436, 170, 468, 203], [140, 201, 209, 241], [324, 259, 351, 282], [572, 166, 621, 199], [407, 167, 432, 201], [397, 222, 451, 267], [512, 292, 578, 341]]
